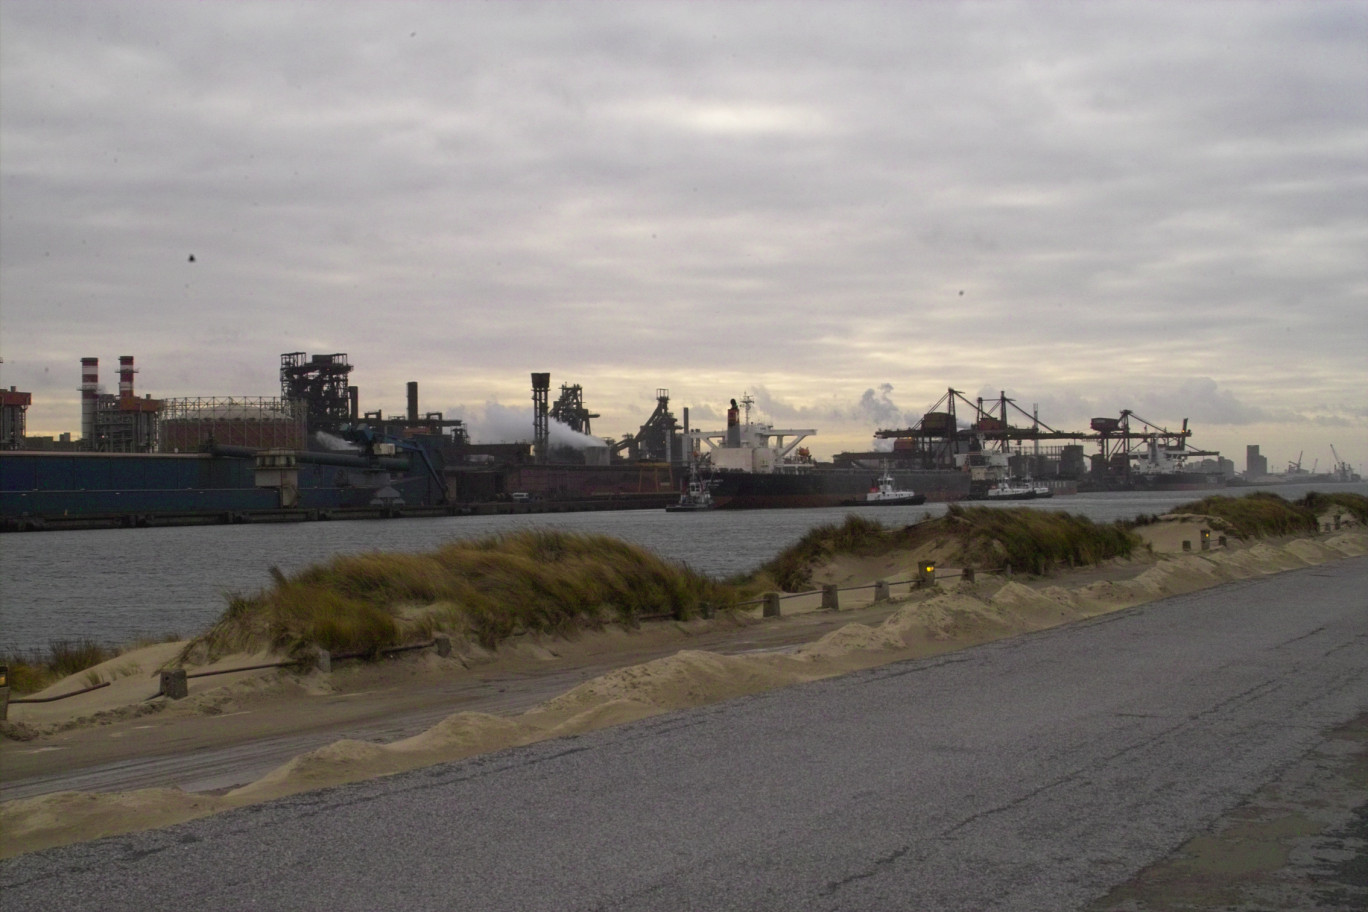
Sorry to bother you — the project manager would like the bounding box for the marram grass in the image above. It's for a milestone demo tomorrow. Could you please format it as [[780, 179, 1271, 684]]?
[[0, 636, 178, 696], [1296, 491, 1368, 526], [1165, 492, 1320, 539], [947, 505, 1140, 577], [756, 507, 1142, 591], [183, 529, 738, 662]]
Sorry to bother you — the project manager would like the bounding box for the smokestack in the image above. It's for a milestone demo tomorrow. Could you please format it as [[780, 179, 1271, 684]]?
[[118, 355, 136, 400], [531, 373, 551, 463], [407, 382, 419, 422], [348, 386, 359, 422], [726, 398, 740, 447], [80, 357, 99, 444]]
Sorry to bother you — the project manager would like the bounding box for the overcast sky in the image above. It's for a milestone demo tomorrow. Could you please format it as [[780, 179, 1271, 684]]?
[[2, 1, 1364, 471]]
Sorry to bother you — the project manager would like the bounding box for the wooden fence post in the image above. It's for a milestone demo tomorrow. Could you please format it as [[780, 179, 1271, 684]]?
[[159, 669, 188, 700]]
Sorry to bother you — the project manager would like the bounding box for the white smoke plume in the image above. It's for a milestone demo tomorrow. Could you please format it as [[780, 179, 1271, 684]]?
[[453, 401, 607, 449], [313, 431, 362, 452]]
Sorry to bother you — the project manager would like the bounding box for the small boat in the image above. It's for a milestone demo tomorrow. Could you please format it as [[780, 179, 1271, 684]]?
[[842, 470, 926, 506], [665, 465, 715, 512], [979, 478, 1052, 501]]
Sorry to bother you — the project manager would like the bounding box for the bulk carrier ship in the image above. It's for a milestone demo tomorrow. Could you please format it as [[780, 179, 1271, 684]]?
[[691, 397, 970, 509]]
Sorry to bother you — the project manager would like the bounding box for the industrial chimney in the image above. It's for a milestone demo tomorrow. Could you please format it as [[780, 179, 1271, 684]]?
[[119, 355, 136, 400], [80, 357, 99, 444], [531, 373, 551, 463]]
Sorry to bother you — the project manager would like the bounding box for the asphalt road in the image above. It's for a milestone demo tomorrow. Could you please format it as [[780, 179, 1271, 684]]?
[[3, 558, 1365, 911]]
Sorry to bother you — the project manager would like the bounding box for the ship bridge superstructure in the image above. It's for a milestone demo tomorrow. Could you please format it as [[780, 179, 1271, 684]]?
[[691, 394, 815, 474]]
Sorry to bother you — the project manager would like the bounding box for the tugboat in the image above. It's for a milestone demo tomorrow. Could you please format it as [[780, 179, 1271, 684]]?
[[979, 478, 1053, 501], [665, 464, 715, 512], [841, 468, 926, 506]]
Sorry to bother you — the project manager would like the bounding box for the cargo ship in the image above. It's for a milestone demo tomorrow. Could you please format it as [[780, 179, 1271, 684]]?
[[691, 397, 970, 509], [1076, 438, 1226, 492]]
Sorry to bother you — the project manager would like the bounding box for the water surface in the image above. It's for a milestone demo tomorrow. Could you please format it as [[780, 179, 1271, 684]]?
[[2, 483, 1359, 652]]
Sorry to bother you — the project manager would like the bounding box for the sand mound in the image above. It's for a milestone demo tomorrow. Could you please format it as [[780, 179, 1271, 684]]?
[[1069, 579, 1150, 613], [1, 789, 230, 856], [534, 699, 664, 740], [980, 582, 1084, 630], [535, 650, 817, 717], [1246, 541, 1311, 572], [227, 739, 395, 803], [1323, 532, 1368, 557], [390, 711, 532, 756], [1117, 555, 1233, 600], [797, 622, 906, 658], [1284, 538, 1347, 563]]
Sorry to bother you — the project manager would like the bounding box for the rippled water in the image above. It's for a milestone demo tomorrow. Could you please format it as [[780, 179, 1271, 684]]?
[[2, 482, 1360, 653]]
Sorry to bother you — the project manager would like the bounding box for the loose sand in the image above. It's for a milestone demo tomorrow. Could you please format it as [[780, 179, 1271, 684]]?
[[2, 517, 1364, 858]]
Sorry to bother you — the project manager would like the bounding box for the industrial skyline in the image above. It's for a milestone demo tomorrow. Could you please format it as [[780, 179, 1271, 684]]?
[[2, 1, 1364, 471]]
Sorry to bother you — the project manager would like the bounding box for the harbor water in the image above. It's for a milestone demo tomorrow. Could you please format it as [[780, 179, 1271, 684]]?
[[2, 483, 1362, 654]]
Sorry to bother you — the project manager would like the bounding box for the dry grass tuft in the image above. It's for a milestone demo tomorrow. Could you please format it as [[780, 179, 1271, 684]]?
[[1296, 491, 1368, 525], [758, 507, 1140, 590], [0, 640, 117, 696], [181, 530, 738, 663], [1165, 492, 1319, 539]]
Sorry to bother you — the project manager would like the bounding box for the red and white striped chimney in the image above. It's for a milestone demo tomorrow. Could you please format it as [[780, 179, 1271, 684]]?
[[80, 357, 99, 442], [119, 355, 136, 400]]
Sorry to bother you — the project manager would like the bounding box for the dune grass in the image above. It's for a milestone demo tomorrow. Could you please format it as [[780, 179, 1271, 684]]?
[[1165, 492, 1320, 539], [182, 529, 739, 663], [0, 640, 116, 696], [757, 507, 1141, 590], [1297, 491, 1368, 526], [753, 514, 896, 591], [946, 505, 1140, 576]]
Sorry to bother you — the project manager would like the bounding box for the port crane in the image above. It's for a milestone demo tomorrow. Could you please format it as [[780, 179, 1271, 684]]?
[[870, 387, 1217, 476], [1330, 444, 1357, 482]]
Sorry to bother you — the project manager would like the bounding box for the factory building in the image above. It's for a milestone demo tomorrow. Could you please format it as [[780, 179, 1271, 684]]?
[[81, 356, 163, 452]]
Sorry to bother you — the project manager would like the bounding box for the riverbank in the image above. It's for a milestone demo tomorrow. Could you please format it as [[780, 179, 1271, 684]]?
[[2, 504, 1364, 858]]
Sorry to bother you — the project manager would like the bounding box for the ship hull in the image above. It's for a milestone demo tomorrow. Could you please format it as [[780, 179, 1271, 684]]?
[[841, 494, 927, 507], [1077, 472, 1226, 493], [709, 468, 969, 509]]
